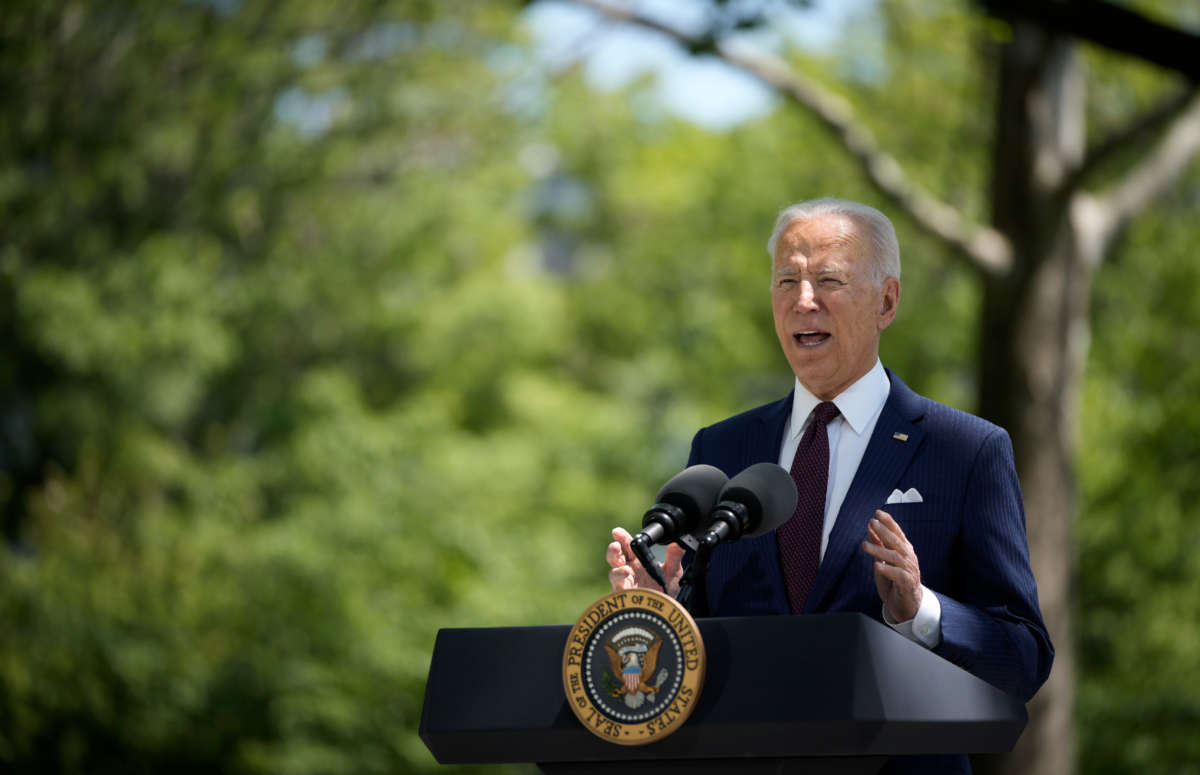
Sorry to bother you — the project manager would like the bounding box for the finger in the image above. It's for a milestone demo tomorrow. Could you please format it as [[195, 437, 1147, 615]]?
[[875, 510, 908, 541], [872, 561, 922, 622], [878, 561, 897, 592], [606, 541, 627, 570], [871, 559, 893, 591], [865, 534, 918, 573], [870, 515, 907, 551], [868, 543, 922, 594], [611, 527, 639, 563], [609, 530, 638, 561], [872, 559, 915, 586], [662, 543, 685, 578], [609, 566, 635, 592], [861, 539, 905, 567], [871, 513, 901, 545], [871, 515, 921, 570], [861, 538, 885, 560]]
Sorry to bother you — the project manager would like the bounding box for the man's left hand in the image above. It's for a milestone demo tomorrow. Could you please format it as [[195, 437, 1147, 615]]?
[[862, 510, 922, 622]]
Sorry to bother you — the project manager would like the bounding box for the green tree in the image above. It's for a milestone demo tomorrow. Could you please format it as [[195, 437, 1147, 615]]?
[[1075, 200, 1200, 775], [0, 2, 985, 769], [0, 2, 558, 772], [5, 2, 1199, 774], [560, 1, 1200, 772]]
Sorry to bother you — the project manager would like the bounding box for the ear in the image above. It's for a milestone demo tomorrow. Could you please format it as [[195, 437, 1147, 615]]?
[[877, 277, 900, 331]]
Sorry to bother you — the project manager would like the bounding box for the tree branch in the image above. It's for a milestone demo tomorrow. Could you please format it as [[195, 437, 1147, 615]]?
[[979, 0, 1200, 81], [571, 0, 1013, 276], [1069, 86, 1199, 191], [1083, 90, 1200, 260]]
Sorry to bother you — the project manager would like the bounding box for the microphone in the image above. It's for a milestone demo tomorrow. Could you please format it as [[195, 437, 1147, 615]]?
[[674, 462, 797, 611], [695, 462, 798, 549], [629, 465, 728, 590]]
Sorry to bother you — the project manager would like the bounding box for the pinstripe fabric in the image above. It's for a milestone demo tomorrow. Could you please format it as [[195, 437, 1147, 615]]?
[[684, 370, 1053, 774]]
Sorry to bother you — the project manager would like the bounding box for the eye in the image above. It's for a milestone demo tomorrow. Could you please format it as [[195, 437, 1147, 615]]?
[[776, 278, 797, 288]]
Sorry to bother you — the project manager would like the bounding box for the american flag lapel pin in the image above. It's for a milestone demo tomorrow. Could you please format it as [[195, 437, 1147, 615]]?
[[892, 432, 909, 442]]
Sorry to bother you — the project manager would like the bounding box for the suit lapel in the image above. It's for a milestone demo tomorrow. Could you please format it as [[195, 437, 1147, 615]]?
[[749, 393, 791, 467], [743, 393, 791, 584], [803, 371, 927, 613]]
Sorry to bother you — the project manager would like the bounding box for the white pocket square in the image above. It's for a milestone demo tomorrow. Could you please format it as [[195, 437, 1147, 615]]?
[[886, 487, 923, 505]]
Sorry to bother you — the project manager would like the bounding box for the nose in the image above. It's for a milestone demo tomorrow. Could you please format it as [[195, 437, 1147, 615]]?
[[794, 280, 819, 311]]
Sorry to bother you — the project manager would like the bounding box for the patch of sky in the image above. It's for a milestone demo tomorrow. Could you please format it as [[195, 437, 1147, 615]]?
[[339, 18, 468, 64], [348, 20, 419, 62], [185, 0, 241, 17], [425, 17, 469, 50], [486, 39, 553, 121], [274, 86, 348, 137], [292, 34, 328, 68], [534, 175, 594, 222], [521, 0, 882, 131]]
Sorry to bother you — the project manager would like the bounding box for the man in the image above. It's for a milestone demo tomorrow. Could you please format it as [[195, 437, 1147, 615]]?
[[606, 198, 1053, 774]]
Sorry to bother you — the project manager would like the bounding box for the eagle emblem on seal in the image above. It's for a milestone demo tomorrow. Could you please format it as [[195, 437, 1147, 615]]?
[[604, 626, 669, 709]]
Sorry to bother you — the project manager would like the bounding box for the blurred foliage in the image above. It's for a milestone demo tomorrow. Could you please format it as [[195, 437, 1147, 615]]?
[[1077, 190, 1200, 775], [0, 1, 1198, 774]]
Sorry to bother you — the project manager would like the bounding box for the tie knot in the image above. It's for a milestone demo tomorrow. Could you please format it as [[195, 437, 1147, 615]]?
[[812, 401, 840, 426]]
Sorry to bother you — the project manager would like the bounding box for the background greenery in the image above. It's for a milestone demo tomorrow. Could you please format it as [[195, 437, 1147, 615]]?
[[1, 1, 1197, 773]]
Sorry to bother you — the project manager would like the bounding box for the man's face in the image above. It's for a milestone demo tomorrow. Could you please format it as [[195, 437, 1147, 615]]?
[[771, 215, 900, 400]]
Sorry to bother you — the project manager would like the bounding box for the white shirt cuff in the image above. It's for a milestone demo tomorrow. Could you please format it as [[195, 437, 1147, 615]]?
[[882, 585, 942, 648]]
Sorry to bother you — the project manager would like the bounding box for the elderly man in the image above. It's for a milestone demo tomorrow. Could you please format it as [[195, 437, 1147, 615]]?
[[606, 198, 1053, 775]]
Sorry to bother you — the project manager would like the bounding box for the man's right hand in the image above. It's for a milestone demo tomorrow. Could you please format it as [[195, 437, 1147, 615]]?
[[606, 527, 685, 597]]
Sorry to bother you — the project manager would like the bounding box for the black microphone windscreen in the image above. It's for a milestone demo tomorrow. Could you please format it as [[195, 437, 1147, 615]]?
[[719, 462, 798, 537], [654, 464, 729, 530]]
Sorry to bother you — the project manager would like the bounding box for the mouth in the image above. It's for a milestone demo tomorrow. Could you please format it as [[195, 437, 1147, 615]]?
[[793, 330, 831, 347]]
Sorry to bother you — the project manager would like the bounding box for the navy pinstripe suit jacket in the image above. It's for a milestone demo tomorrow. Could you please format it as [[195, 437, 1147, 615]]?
[[686, 370, 1053, 773]]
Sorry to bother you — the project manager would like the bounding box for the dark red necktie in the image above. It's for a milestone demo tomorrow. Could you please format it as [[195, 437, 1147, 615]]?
[[778, 401, 840, 614]]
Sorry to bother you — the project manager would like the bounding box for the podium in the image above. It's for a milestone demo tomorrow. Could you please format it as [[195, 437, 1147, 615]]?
[[419, 613, 1026, 773]]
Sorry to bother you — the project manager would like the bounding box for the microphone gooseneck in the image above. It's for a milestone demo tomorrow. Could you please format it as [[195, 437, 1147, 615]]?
[[676, 462, 797, 611]]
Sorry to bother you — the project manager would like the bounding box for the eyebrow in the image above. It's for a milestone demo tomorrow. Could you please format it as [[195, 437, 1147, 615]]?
[[774, 265, 847, 277]]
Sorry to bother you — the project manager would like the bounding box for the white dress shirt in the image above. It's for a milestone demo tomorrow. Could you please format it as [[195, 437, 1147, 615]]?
[[778, 359, 941, 648]]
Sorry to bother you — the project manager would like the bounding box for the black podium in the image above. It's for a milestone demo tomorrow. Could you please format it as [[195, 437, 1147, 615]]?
[[419, 613, 1026, 773]]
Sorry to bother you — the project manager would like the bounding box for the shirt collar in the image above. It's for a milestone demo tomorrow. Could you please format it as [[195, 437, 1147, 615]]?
[[788, 359, 890, 438]]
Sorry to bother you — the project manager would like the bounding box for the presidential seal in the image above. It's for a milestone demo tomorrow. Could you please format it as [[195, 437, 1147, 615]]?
[[562, 588, 705, 745]]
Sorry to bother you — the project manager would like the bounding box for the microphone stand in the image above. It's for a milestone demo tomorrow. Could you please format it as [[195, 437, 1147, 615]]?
[[629, 535, 670, 593], [674, 499, 750, 613], [674, 532, 719, 614]]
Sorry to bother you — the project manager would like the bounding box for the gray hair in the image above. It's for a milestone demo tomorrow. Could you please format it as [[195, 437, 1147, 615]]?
[[766, 198, 900, 285]]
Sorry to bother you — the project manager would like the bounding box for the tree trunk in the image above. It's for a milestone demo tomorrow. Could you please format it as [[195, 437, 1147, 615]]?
[[576, 8, 1200, 774], [974, 21, 1092, 775]]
